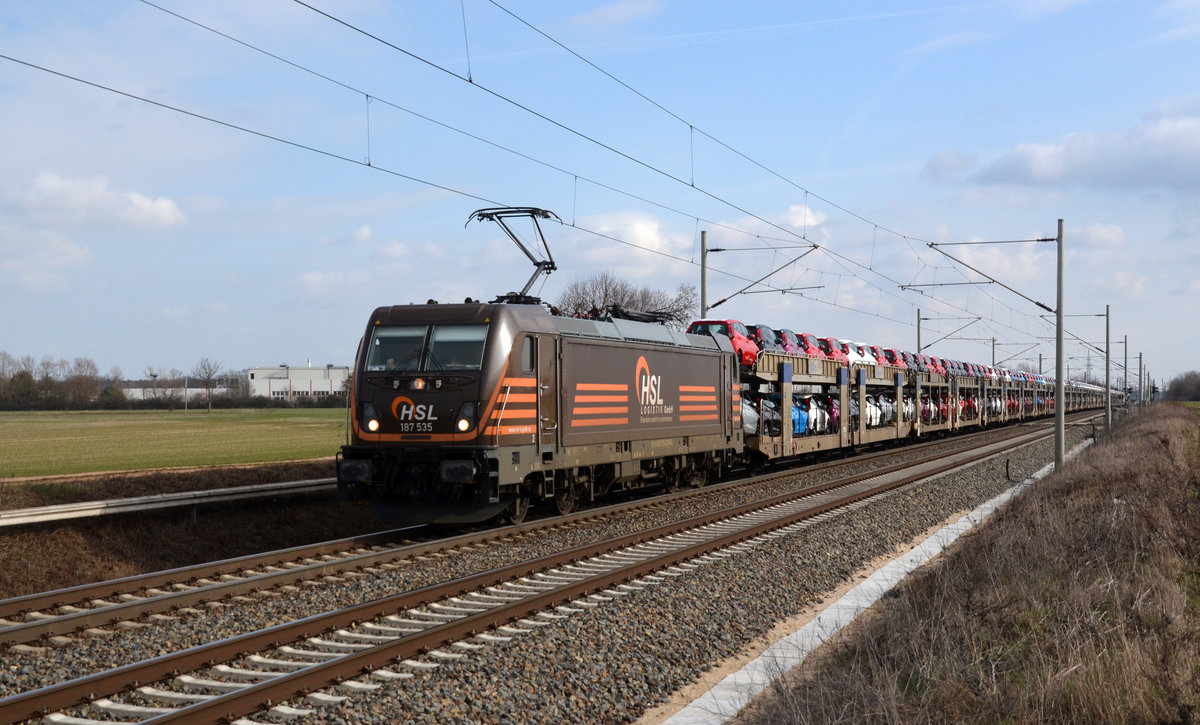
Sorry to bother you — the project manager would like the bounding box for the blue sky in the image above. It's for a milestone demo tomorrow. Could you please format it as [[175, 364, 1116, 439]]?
[[1, 1, 1196, 387]]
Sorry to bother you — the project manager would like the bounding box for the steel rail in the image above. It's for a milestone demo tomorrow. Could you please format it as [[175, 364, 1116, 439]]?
[[0, 423, 1062, 724]]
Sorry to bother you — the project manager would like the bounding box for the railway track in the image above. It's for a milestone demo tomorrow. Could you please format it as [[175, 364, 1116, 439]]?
[[0, 417, 1073, 649], [0, 419, 1088, 724]]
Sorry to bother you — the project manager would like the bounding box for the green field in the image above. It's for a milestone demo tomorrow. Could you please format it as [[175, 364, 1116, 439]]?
[[0, 409, 350, 478]]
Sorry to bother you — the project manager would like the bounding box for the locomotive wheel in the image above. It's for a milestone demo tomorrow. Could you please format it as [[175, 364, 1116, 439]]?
[[554, 478, 577, 515], [504, 494, 530, 525], [663, 466, 681, 493]]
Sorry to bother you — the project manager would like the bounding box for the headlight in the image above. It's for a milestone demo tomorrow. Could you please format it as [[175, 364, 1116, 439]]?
[[362, 402, 380, 433], [455, 401, 478, 433], [410, 378, 427, 391]]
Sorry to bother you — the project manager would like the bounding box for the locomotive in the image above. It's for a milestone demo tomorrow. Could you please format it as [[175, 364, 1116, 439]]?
[[336, 301, 742, 523]]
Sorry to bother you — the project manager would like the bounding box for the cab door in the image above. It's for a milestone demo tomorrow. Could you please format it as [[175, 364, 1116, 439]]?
[[536, 335, 559, 459]]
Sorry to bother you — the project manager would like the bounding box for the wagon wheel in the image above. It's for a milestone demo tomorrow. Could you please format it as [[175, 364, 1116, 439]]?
[[504, 492, 531, 525], [554, 473, 577, 515]]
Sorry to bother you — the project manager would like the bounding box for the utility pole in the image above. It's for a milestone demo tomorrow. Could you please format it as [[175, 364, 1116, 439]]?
[[1105, 304, 1111, 428], [1054, 219, 1065, 470], [1138, 352, 1144, 405], [700, 230, 708, 318], [917, 308, 921, 353]]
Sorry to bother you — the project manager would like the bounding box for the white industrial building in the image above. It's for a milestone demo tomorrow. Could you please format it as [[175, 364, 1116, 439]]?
[[246, 363, 350, 401]]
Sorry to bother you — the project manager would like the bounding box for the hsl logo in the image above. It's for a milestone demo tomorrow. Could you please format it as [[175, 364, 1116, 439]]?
[[635, 355, 663, 406], [391, 395, 439, 421]]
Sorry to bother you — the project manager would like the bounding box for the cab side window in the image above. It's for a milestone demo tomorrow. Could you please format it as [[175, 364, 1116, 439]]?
[[521, 336, 536, 375]]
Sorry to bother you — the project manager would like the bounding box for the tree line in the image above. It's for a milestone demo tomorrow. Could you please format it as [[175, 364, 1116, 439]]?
[[0, 352, 344, 411]]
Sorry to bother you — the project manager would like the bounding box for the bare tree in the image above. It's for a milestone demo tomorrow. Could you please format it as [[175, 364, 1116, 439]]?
[[63, 357, 101, 407], [1166, 371, 1200, 401], [191, 358, 223, 412], [554, 271, 698, 328]]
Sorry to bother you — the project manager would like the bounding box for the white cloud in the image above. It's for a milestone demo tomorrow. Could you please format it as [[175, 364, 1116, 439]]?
[[779, 204, 829, 232], [20, 172, 186, 228], [1077, 222, 1125, 250], [124, 191, 186, 226], [975, 105, 1200, 190], [572, 211, 692, 278]]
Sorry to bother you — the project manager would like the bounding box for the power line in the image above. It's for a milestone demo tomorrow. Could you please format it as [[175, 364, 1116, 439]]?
[[0, 52, 501, 207], [136, 1, 821, 254], [0, 51, 843, 319], [292, 0, 813, 247]]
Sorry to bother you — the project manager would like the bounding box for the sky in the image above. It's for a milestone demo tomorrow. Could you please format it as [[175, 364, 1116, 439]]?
[[1, 0, 1197, 388]]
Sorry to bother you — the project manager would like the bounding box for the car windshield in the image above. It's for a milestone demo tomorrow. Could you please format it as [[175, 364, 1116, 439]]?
[[689, 322, 729, 337], [365, 324, 487, 372]]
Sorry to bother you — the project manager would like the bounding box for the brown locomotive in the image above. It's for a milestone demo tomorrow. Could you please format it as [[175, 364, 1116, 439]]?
[[337, 301, 743, 524]]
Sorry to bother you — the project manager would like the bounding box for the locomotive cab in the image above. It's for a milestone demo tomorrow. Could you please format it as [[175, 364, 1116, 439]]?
[[338, 302, 557, 523]]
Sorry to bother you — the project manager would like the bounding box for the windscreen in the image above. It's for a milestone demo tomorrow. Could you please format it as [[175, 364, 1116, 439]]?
[[426, 324, 487, 371], [364, 324, 488, 373], [365, 326, 427, 372]]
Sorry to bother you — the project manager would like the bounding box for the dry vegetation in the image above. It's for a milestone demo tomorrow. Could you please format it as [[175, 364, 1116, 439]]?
[[0, 461, 388, 599], [740, 403, 1200, 724]]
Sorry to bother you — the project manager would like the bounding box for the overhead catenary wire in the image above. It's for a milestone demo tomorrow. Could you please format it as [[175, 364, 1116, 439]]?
[[291, 0, 813, 247], [134, 0, 820, 254]]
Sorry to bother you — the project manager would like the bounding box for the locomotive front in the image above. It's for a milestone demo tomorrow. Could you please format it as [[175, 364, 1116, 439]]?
[[337, 302, 526, 523]]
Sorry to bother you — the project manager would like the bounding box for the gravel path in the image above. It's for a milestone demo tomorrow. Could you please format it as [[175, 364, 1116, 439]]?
[[2, 422, 1095, 724]]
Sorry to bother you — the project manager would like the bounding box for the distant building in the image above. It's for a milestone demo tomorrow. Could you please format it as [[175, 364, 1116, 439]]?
[[247, 363, 350, 401]]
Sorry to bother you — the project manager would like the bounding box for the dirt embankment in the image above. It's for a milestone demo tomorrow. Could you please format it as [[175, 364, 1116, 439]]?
[[0, 460, 387, 599]]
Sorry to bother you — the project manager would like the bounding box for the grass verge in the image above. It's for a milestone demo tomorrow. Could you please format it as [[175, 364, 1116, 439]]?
[[739, 403, 1200, 724], [0, 409, 348, 478]]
